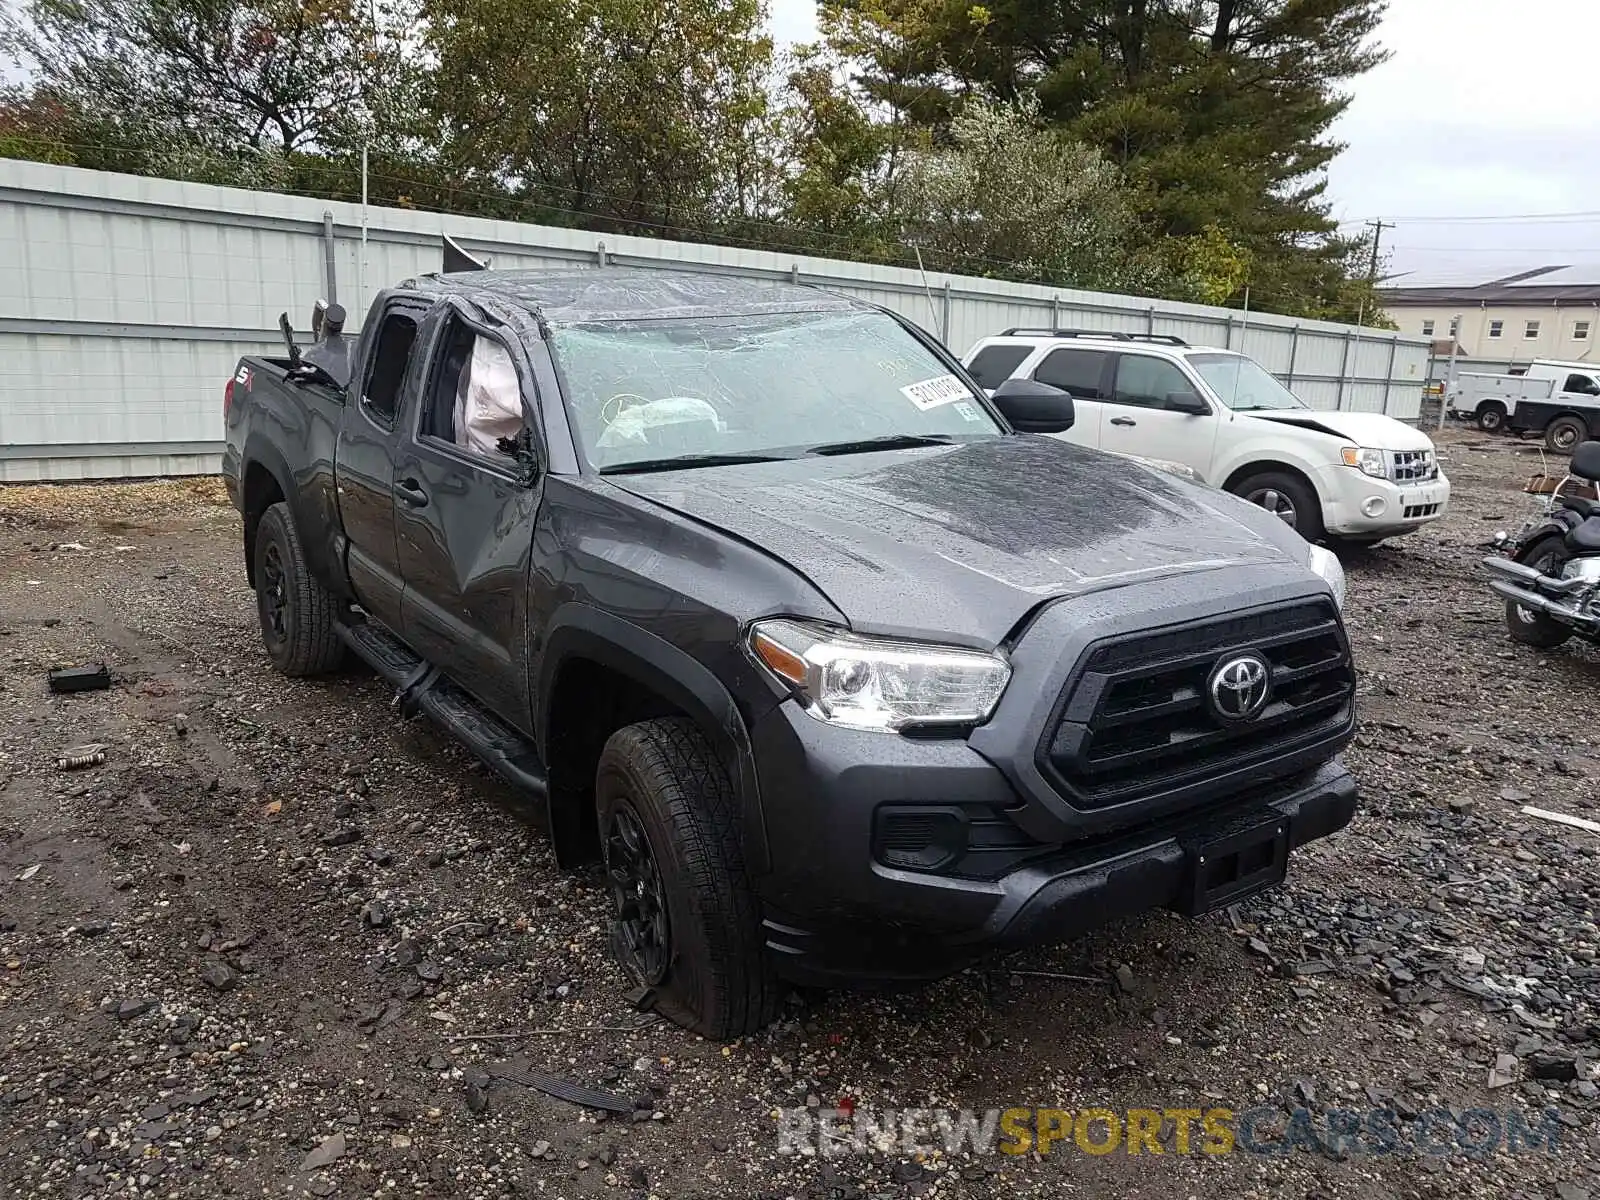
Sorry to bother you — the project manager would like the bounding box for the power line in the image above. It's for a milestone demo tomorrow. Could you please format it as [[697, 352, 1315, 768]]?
[[1390, 245, 1600, 254], [1338, 210, 1600, 227], [1365, 218, 1393, 280]]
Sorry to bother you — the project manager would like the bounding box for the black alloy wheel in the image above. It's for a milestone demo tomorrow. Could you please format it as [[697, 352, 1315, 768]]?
[[605, 799, 672, 985]]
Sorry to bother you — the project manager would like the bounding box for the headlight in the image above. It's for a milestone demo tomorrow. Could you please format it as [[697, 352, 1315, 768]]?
[[1307, 544, 1346, 611], [747, 618, 1011, 731], [1340, 446, 1388, 479]]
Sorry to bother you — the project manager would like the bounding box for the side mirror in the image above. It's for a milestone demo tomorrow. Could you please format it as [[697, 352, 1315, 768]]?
[[1167, 391, 1210, 415], [991, 377, 1076, 433]]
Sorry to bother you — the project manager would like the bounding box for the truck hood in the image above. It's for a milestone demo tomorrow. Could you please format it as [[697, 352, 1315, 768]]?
[[608, 436, 1306, 646], [1247, 409, 1436, 452]]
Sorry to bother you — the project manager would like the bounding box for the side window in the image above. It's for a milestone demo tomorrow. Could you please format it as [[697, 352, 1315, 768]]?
[[1565, 374, 1600, 396], [1033, 348, 1110, 399], [421, 315, 525, 459], [965, 344, 1032, 389], [363, 310, 419, 422], [1113, 355, 1201, 410]]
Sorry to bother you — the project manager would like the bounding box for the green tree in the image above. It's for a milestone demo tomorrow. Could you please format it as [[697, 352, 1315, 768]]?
[[419, 0, 777, 234], [0, 0, 409, 155], [896, 97, 1171, 291], [815, 0, 1391, 320]]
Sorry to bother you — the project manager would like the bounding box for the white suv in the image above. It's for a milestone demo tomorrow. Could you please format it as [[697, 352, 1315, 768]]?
[[962, 329, 1450, 544]]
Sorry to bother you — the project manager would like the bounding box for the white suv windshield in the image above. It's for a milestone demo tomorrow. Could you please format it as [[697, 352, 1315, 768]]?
[[551, 311, 1003, 472], [1189, 353, 1307, 412]]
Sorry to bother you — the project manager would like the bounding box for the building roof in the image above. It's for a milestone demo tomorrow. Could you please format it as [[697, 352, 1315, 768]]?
[[1382, 265, 1600, 306], [406, 267, 858, 324]]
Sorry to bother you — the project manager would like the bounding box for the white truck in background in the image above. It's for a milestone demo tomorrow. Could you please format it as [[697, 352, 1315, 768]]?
[[1449, 359, 1600, 449], [1448, 372, 1553, 432]]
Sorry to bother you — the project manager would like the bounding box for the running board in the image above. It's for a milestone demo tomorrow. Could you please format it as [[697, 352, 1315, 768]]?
[[335, 620, 548, 800]]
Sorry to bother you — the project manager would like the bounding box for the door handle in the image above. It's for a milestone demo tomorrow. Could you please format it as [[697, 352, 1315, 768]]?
[[1110, 416, 1137, 427], [393, 479, 430, 507]]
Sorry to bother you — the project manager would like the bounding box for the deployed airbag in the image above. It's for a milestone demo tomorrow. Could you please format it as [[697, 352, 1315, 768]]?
[[454, 336, 523, 455]]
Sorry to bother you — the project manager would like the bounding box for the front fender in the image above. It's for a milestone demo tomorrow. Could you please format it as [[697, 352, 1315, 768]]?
[[535, 604, 770, 875]]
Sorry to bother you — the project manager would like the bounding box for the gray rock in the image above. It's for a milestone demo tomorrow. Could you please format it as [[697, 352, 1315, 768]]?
[[1527, 1051, 1578, 1081], [199, 961, 238, 991], [299, 1132, 346, 1172]]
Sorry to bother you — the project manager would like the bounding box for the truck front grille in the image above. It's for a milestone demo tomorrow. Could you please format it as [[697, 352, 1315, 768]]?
[[1390, 449, 1437, 483], [1038, 599, 1354, 811]]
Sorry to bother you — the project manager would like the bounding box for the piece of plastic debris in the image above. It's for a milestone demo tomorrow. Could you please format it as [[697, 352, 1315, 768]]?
[[488, 1059, 634, 1113], [56, 744, 108, 770], [47, 663, 111, 693], [17, 864, 41, 881], [1521, 805, 1600, 835]]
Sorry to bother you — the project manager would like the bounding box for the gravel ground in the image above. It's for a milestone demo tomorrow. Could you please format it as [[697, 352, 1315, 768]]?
[[1, 429, 1597, 1200]]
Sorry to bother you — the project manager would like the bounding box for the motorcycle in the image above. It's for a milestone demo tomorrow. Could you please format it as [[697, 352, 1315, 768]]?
[[1484, 440, 1600, 648]]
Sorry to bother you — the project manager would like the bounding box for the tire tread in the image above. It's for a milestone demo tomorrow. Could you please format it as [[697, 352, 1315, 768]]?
[[600, 718, 780, 1039], [256, 502, 346, 676]]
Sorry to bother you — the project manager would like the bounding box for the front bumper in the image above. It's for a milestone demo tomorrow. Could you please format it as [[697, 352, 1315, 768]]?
[[1315, 464, 1451, 536], [751, 689, 1358, 986]]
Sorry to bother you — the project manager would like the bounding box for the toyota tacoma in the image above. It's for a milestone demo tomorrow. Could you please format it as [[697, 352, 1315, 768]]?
[[222, 267, 1358, 1037]]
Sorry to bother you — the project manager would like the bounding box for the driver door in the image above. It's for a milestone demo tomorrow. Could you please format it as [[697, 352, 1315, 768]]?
[[393, 311, 542, 730], [1096, 354, 1218, 477]]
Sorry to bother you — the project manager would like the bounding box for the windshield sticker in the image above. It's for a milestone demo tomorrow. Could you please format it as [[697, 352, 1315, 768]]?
[[954, 401, 983, 423], [901, 374, 969, 411]]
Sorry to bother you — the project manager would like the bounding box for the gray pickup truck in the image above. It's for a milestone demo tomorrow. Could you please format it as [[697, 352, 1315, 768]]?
[[222, 266, 1357, 1037]]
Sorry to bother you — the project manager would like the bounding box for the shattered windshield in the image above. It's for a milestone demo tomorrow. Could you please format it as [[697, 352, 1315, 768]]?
[[549, 310, 1003, 472], [1190, 353, 1308, 412]]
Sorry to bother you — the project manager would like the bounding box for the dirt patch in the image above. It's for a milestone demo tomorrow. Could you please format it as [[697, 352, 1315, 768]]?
[[0, 429, 1595, 1199]]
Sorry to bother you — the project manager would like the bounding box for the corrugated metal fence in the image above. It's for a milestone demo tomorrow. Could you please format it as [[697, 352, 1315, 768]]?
[[0, 160, 1431, 482]]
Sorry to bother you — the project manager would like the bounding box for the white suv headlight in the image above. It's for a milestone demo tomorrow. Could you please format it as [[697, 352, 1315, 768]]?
[[1340, 446, 1388, 479], [748, 619, 1011, 731], [1307, 544, 1346, 611]]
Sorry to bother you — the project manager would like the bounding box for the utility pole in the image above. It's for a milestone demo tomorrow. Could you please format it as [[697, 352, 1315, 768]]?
[[1365, 219, 1394, 281]]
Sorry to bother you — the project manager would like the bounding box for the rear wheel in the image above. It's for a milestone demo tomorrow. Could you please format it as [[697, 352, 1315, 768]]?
[[1546, 415, 1587, 455], [1477, 402, 1506, 433], [596, 718, 779, 1039], [1231, 470, 1325, 543], [1505, 533, 1573, 649], [253, 502, 347, 676]]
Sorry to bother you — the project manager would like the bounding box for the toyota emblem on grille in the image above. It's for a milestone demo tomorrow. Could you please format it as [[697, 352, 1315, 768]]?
[[1207, 653, 1272, 722]]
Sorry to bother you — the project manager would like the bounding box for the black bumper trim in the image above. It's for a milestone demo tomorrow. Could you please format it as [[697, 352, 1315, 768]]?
[[761, 759, 1357, 987]]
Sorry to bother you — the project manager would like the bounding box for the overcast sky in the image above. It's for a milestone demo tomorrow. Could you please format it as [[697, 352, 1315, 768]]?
[[769, 0, 1600, 286]]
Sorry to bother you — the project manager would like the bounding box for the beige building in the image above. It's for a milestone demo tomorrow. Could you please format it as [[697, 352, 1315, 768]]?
[[1380, 266, 1600, 364]]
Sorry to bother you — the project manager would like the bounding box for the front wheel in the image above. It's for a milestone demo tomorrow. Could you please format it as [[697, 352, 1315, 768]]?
[[1505, 533, 1573, 648], [1546, 416, 1587, 455], [596, 718, 780, 1038], [1231, 470, 1325, 543]]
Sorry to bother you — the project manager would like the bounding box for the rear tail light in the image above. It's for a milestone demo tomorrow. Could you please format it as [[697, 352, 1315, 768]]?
[[224, 377, 235, 419]]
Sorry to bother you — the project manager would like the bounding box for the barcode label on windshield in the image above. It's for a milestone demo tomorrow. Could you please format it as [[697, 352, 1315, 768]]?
[[900, 374, 968, 411]]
